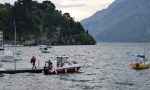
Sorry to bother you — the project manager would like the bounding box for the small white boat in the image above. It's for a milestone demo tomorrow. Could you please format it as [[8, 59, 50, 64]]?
[[41, 48, 50, 53], [0, 67, 5, 71], [0, 50, 22, 62], [39, 45, 50, 53], [0, 50, 14, 62], [0, 60, 3, 67], [2, 44, 15, 47], [0, 63, 6, 76], [0, 45, 4, 50], [39, 45, 48, 50], [44, 55, 81, 75], [14, 50, 22, 55]]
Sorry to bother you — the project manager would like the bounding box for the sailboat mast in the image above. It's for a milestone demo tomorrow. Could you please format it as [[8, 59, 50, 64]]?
[[40, 24, 44, 45], [147, 25, 150, 60], [144, 27, 147, 59], [46, 28, 47, 45], [144, 24, 149, 60], [144, 33, 146, 57], [14, 20, 16, 46], [14, 20, 17, 71]]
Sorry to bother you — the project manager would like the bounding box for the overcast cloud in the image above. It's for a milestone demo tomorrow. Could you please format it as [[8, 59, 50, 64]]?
[[0, 0, 114, 21]]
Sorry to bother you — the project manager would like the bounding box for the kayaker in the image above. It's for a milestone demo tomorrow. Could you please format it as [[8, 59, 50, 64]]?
[[30, 56, 37, 69]]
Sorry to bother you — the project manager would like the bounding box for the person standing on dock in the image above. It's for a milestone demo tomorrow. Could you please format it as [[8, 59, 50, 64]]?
[[30, 56, 37, 69]]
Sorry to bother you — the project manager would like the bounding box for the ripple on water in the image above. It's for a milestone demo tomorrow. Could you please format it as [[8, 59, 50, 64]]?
[[115, 81, 134, 86], [85, 73, 96, 76], [60, 77, 93, 83], [0, 74, 4, 77]]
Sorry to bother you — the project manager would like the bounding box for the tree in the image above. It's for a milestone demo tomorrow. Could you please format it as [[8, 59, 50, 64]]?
[[0, 0, 96, 45]]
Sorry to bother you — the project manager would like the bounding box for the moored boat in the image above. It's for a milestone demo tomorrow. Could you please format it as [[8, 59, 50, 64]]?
[[131, 26, 150, 70], [0, 45, 4, 50], [131, 55, 150, 70], [0, 50, 22, 62], [131, 61, 149, 70], [39, 45, 50, 53]]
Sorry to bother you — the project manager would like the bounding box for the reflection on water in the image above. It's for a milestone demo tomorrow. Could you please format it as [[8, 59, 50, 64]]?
[[0, 43, 150, 90]]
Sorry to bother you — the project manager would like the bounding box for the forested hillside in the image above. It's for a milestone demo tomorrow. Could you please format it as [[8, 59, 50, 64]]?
[[0, 0, 96, 45]]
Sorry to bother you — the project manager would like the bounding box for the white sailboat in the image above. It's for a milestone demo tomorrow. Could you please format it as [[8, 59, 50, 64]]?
[[0, 45, 4, 50], [39, 26, 50, 53], [0, 20, 22, 62], [13, 20, 22, 60], [0, 59, 5, 71], [0, 50, 14, 62]]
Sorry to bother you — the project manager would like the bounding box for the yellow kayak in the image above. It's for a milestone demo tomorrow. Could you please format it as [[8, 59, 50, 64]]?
[[131, 63, 150, 70]]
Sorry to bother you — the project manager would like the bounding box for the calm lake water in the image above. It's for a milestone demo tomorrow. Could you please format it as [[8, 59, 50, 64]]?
[[0, 43, 150, 90]]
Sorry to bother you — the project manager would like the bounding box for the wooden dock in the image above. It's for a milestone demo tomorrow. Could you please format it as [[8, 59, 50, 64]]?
[[0, 69, 43, 74]]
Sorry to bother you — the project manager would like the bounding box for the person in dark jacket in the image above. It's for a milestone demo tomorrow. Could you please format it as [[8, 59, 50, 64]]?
[[47, 60, 53, 70], [30, 56, 37, 69]]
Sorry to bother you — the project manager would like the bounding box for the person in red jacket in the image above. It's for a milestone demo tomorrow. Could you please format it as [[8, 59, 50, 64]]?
[[30, 56, 37, 69]]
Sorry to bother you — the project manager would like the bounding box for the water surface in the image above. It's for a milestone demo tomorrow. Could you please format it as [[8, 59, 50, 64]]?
[[0, 43, 150, 90]]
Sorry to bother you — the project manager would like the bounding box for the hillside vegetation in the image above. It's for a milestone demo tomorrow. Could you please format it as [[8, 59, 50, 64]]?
[[0, 0, 96, 45]]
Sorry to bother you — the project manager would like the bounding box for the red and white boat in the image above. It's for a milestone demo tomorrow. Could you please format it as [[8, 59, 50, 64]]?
[[43, 55, 81, 75]]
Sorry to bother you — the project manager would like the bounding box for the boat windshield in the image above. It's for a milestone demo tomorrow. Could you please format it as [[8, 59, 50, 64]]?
[[56, 55, 69, 67]]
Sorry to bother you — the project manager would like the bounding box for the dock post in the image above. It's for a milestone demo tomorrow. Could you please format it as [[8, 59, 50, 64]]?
[[14, 58, 16, 73], [38, 59, 40, 69]]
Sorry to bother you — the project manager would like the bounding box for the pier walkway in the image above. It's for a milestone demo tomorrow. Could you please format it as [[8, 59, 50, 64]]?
[[0, 68, 43, 74]]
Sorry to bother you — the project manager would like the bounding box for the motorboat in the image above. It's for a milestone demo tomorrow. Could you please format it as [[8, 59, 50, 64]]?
[[43, 55, 81, 75], [39, 45, 50, 53], [39, 45, 47, 50], [41, 48, 50, 53]]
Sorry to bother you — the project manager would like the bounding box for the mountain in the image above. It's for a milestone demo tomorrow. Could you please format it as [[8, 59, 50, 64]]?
[[81, 0, 150, 42]]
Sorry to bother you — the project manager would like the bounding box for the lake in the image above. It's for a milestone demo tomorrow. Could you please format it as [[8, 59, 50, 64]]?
[[0, 43, 150, 90]]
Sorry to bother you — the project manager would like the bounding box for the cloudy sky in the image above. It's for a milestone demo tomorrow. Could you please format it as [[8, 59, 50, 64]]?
[[0, 0, 115, 21]]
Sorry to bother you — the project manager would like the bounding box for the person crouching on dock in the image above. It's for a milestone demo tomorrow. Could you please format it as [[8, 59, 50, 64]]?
[[47, 60, 53, 70], [30, 56, 37, 69]]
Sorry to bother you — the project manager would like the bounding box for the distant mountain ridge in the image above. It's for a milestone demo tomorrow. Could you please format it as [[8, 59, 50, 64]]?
[[81, 0, 150, 42]]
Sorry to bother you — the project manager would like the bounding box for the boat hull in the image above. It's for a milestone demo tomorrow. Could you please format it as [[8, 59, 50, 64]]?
[[131, 63, 150, 70], [44, 66, 81, 75], [0, 49, 4, 50]]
